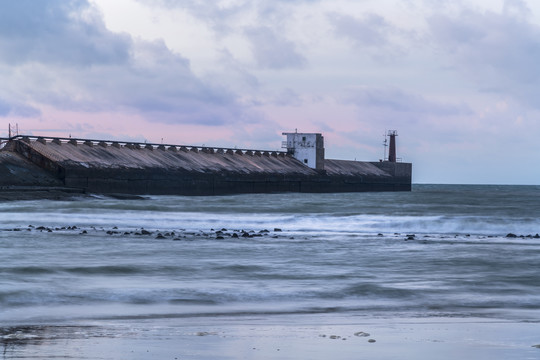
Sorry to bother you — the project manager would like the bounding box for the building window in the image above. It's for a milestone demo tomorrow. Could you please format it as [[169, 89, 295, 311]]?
[[304, 159, 308, 164]]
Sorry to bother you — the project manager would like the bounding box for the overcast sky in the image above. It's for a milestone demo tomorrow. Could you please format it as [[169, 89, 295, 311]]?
[[1, 0, 539, 184]]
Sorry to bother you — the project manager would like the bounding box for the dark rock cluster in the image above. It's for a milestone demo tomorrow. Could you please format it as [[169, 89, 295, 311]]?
[[506, 233, 540, 239], [2, 224, 287, 241]]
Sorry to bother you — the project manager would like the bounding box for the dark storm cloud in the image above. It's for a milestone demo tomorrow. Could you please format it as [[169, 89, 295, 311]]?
[[0, 0, 130, 65], [0, 1, 249, 126]]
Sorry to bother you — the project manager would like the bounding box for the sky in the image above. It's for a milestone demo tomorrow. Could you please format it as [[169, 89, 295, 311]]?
[[0, 0, 539, 184]]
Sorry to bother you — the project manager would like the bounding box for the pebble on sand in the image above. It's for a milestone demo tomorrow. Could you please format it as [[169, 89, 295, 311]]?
[[354, 332, 370, 337]]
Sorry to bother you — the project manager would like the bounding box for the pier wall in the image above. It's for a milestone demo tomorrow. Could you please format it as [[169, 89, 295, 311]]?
[[2, 136, 412, 195]]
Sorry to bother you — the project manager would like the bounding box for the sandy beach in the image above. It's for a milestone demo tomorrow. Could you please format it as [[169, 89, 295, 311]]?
[[3, 315, 540, 360]]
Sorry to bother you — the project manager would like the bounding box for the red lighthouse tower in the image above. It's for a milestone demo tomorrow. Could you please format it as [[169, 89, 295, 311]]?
[[387, 130, 397, 162]]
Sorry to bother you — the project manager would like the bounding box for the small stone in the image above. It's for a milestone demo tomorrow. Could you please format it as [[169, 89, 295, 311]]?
[[354, 332, 370, 337]]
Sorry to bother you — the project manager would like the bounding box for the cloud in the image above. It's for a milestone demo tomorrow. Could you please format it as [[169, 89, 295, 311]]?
[[0, 97, 41, 118], [427, 2, 540, 108], [0, 0, 130, 66], [328, 12, 392, 48], [327, 11, 414, 61], [244, 26, 307, 69], [343, 87, 472, 117], [272, 88, 303, 106], [0, 0, 252, 126]]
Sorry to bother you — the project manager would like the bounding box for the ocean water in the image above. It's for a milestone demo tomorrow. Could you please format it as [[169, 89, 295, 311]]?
[[1, 184, 540, 357]]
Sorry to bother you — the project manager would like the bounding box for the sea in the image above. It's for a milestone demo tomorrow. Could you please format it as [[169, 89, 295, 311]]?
[[1, 184, 540, 359]]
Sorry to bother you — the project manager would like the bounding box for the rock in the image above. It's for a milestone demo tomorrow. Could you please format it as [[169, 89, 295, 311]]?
[[141, 229, 152, 235], [354, 332, 370, 337], [506, 233, 517, 238], [274, 228, 282, 232], [534, 234, 540, 239], [368, 339, 376, 343], [80, 230, 87, 234], [532, 344, 540, 348], [231, 233, 239, 238], [216, 236, 224, 240], [156, 233, 166, 239]]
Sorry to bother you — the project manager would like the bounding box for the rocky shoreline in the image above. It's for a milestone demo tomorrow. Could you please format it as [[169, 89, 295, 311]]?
[[3, 224, 539, 242]]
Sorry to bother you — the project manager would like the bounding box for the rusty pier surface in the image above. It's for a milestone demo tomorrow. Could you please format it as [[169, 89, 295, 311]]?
[[0, 135, 412, 196]]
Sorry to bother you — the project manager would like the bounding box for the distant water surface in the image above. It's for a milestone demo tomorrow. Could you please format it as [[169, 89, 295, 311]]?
[[1, 184, 540, 324]]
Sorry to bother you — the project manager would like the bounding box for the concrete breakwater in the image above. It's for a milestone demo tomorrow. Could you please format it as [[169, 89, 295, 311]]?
[[0, 134, 412, 196]]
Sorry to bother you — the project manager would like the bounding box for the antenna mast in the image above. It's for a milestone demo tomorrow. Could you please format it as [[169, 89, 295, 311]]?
[[382, 131, 388, 161]]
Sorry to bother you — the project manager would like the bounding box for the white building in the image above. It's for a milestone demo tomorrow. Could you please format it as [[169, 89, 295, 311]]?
[[282, 132, 325, 170]]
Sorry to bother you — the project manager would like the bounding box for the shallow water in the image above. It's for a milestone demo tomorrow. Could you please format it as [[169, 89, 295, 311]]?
[[1, 184, 540, 358]]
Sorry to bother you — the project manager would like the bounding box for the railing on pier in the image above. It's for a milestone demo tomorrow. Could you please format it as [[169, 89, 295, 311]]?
[[1, 135, 288, 157]]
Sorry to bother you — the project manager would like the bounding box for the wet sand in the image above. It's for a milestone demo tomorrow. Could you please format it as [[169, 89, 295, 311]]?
[[2, 315, 539, 360]]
